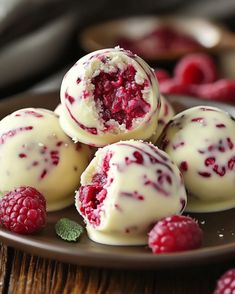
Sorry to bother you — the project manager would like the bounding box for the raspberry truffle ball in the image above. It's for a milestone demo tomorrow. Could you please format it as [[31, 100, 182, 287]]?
[[158, 106, 235, 212], [54, 103, 63, 116], [0, 108, 91, 211], [75, 140, 187, 245], [149, 95, 175, 144], [59, 47, 160, 147]]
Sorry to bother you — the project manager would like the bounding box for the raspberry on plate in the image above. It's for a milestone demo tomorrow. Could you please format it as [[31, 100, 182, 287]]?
[[0, 186, 47, 234], [148, 215, 203, 253], [174, 53, 217, 85], [214, 268, 235, 294]]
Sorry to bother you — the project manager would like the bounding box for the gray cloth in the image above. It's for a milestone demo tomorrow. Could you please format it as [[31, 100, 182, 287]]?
[[0, 0, 99, 95]]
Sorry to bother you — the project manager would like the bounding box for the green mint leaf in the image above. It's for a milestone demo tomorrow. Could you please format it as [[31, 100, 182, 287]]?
[[55, 218, 84, 242]]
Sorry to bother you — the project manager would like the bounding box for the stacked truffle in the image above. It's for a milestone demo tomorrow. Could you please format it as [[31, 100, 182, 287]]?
[[59, 47, 160, 146], [57, 47, 186, 245]]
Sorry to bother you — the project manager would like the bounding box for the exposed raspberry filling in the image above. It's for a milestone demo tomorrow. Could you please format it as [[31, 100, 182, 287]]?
[[92, 65, 150, 129], [79, 185, 107, 226], [78, 152, 113, 226]]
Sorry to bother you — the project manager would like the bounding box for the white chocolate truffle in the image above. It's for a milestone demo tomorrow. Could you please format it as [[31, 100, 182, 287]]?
[[0, 108, 91, 211], [54, 103, 98, 157], [60, 47, 160, 147], [158, 106, 235, 212], [54, 103, 63, 116], [149, 95, 175, 144], [75, 140, 187, 245]]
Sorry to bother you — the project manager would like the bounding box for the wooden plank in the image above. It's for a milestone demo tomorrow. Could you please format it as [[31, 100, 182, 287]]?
[[2, 246, 235, 294], [0, 243, 9, 293]]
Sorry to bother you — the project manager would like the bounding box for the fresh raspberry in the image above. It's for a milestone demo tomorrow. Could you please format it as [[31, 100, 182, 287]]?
[[148, 215, 203, 253], [191, 79, 235, 103], [174, 53, 217, 85], [159, 78, 191, 95], [214, 268, 235, 294], [154, 68, 170, 83], [0, 186, 47, 234]]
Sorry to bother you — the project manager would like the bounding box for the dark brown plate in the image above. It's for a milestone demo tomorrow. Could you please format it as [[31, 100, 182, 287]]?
[[79, 16, 235, 62], [1, 91, 235, 269]]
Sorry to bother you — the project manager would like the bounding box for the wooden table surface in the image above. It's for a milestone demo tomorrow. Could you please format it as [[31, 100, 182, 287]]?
[[1, 243, 235, 294]]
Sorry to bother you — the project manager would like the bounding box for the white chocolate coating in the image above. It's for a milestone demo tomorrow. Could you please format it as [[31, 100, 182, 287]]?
[[158, 106, 235, 212], [149, 95, 175, 144], [55, 103, 98, 157], [60, 47, 160, 147], [75, 140, 186, 245], [54, 103, 63, 116], [0, 108, 91, 211]]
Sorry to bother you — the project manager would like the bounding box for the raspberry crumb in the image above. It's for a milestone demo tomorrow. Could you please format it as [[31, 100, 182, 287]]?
[[0, 186, 47, 234], [148, 215, 203, 253], [214, 268, 235, 294]]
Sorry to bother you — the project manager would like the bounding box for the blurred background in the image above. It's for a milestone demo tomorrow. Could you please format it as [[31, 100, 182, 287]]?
[[1, 0, 235, 99]]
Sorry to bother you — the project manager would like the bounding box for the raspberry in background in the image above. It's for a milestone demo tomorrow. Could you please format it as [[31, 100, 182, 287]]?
[[174, 53, 218, 85], [191, 79, 235, 103], [148, 215, 203, 253], [159, 78, 192, 95], [118, 26, 202, 59], [0, 186, 47, 234], [154, 68, 170, 82], [214, 268, 235, 294]]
